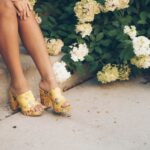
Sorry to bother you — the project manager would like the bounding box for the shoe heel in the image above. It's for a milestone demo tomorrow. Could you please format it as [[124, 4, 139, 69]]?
[[40, 89, 52, 109], [8, 91, 19, 111]]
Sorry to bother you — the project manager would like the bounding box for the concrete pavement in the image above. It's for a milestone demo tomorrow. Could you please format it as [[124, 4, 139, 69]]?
[[0, 78, 150, 150]]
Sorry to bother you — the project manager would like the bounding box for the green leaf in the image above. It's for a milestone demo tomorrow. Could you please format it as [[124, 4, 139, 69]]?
[[140, 12, 147, 21], [96, 33, 104, 41], [112, 21, 120, 27], [107, 30, 118, 37], [88, 62, 99, 73], [100, 40, 111, 47], [101, 53, 112, 60], [85, 55, 95, 62], [95, 47, 103, 54], [89, 35, 95, 41], [119, 49, 134, 61], [75, 62, 85, 75], [137, 20, 146, 25]]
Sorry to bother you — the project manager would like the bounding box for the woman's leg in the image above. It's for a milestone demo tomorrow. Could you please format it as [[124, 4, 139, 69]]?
[[0, 0, 44, 116], [0, 0, 29, 95], [18, 12, 58, 91], [18, 11, 70, 109]]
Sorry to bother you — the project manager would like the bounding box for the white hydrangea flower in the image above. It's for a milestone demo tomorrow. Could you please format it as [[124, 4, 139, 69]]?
[[34, 12, 42, 24], [124, 25, 137, 39], [103, 0, 129, 12], [29, 0, 36, 7], [132, 36, 150, 56], [104, 0, 119, 12], [53, 61, 71, 83], [74, 0, 101, 23], [70, 43, 89, 62], [76, 23, 93, 38], [131, 55, 150, 69], [117, 0, 130, 10], [118, 64, 131, 81], [45, 38, 64, 56], [97, 64, 119, 84]]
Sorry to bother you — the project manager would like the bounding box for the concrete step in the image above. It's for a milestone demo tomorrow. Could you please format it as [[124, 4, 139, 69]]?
[[0, 47, 93, 120]]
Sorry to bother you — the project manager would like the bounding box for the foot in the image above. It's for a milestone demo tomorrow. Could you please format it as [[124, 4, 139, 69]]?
[[39, 79, 70, 108], [10, 80, 43, 113]]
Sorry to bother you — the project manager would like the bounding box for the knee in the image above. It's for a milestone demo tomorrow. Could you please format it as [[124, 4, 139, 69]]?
[[0, 0, 16, 18]]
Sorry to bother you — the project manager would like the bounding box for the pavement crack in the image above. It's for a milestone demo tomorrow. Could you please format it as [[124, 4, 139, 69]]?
[[0, 111, 19, 122]]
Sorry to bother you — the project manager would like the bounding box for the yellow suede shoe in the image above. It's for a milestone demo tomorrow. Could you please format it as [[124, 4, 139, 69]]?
[[9, 90, 44, 116], [40, 87, 71, 114]]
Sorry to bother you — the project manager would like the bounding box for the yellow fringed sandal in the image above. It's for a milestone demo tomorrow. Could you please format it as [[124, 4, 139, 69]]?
[[9, 90, 44, 116], [40, 87, 71, 114]]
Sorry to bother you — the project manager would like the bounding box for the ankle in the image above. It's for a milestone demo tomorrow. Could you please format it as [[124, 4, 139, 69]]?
[[10, 80, 29, 95], [39, 78, 58, 91], [41, 75, 56, 82]]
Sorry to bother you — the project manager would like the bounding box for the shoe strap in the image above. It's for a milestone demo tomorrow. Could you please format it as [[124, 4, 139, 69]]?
[[40, 87, 66, 104], [16, 91, 38, 111], [50, 88, 67, 104], [50, 87, 62, 98]]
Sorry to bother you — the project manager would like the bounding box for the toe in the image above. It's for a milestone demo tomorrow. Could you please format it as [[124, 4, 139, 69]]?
[[62, 101, 70, 108]]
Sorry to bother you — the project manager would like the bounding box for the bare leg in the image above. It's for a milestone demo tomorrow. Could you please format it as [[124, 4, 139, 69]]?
[[18, 11, 70, 108], [0, 0, 29, 95], [18, 12, 58, 91], [0, 0, 43, 115]]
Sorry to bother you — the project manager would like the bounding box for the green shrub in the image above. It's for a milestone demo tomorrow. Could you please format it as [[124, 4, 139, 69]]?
[[35, 0, 150, 83]]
